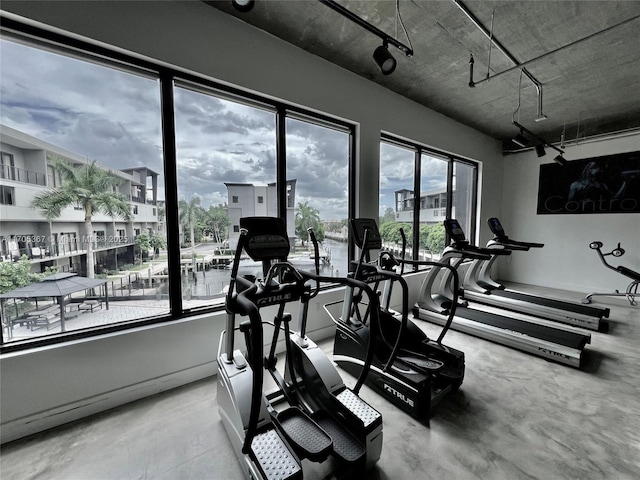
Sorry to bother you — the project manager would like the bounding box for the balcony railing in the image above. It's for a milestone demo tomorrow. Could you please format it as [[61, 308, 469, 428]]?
[[0, 165, 46, 186], [1, 239, 135, 262]]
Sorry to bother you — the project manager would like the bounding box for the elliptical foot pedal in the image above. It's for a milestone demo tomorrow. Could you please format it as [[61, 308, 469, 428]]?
[[275, 407, 333, 461], [250, 428, 302, 480], [437, 365, 464, 380], [398, 355, 444, 371], [314, 411, 365, 463], [335, 389, 381, 428]]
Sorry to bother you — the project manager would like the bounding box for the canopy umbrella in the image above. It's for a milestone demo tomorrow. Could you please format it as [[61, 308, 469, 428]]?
[[0, 272, 108, 334]]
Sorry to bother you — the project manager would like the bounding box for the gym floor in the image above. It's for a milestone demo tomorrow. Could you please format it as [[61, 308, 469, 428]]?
[[1, 283, 639, 480]]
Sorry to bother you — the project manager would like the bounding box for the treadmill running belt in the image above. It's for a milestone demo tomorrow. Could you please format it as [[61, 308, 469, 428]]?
[[458, 307, 589, 349], [488, 289, 609, 317]]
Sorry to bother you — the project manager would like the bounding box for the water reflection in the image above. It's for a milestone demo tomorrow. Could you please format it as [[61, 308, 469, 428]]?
[[181, 238, 349, 299]]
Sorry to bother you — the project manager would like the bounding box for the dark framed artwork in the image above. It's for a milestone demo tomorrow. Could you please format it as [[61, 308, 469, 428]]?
[[537, 151, 640, 214]]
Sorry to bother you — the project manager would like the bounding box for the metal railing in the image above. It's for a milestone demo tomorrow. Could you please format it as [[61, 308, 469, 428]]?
[[0, 165, 46, 186], [2, 239, 136, 262]]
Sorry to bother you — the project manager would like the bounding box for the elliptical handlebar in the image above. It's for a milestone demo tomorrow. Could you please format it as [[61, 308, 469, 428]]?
[[233, 285, 264, 455], [394, 227, 461, 344], [307, 227, 322, 299], [399, 227, 407, 275]]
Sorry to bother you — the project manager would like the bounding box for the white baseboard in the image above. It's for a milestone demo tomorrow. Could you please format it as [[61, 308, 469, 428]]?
[[1, 361, 216, 444]]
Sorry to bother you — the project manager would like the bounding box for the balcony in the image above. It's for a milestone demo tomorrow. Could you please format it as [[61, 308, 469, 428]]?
[[2, 238, 134, 263], [0, 165, 46, 186]]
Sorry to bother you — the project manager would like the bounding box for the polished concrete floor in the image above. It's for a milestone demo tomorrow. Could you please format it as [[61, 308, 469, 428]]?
[[1, 284, 639, 480]]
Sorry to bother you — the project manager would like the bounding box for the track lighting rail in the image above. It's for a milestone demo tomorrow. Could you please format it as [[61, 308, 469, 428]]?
[[454, 0, 540, 91], [512, 121, 567, 165], [319, 0, 414, 57], [513, 121, 564, 156]]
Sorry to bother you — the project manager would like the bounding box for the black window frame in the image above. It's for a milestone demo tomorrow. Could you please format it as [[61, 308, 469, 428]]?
[[380, 133, 479, 263], [0, 185, 14, 205], [0, 17, 357, 352]]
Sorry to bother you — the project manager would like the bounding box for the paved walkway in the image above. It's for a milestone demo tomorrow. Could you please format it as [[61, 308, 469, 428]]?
[[4, 299, 175, 342]]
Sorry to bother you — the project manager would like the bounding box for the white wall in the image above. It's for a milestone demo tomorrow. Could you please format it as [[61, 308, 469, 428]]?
[[499, 132, 640, 292], [0, 1, 503, 444]]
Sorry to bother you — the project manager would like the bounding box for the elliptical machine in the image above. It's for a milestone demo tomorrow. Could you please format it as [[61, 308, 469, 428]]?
[[217, 217, 383, 480], [327, 218, 465, 418], [583, 241, 639, 306]]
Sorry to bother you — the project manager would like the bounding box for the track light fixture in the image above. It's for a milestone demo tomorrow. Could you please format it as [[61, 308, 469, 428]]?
[[319, 0, 413, 75], [232, 0, 255, 13], [554, 155, 567, 166], [373, 42, 397, 75], [512, 121, 567, 165], [512, 131, 529, 148]]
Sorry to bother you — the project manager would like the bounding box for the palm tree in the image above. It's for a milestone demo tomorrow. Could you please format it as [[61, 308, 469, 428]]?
[[295, 201, 323, 245], [102, 193, 134, 271], [179, 196, 202, 254], [31, 158, 132, 278]]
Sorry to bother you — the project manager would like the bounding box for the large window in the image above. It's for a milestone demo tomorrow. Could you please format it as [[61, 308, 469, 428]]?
[[452, 161, 477, 242], [379, 136, 478, 262], [419, 153, 449, 260], [0, 35, 168, 344], [0, 24, 354, 348], [286, 116, 351, 278], [379, 142, 416, 251], [174, 83, 277, 310]]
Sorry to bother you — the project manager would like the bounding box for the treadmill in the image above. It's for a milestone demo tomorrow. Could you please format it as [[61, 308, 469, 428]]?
[[462, 218, 609, 331], [413, 219, 591, 369]]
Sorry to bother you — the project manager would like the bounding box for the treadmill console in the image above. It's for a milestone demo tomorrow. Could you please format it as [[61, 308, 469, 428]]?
[[350, 218, 382, 250], [487, 217, 506, 239], [444, 219, 466, 243]]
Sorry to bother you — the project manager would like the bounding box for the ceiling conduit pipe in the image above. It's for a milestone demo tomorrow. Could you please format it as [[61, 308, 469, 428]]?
[[470, 14, 640, 86], [454, 0, 546, 118]]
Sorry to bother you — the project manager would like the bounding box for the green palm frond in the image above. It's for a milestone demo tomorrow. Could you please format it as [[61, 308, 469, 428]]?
[[31, 157, 131, 222], [95, 192, 133, 222]]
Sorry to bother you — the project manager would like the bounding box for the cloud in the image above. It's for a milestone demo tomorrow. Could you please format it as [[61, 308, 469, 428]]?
[[0, 38, 353, 219]]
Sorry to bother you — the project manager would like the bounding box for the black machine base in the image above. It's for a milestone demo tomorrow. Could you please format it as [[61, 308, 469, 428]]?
[[334, 345, 464, 419]]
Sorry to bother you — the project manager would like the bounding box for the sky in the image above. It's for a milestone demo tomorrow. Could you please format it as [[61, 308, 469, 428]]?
[[379, 141, 448, 215], [1, 37, 446, 221]]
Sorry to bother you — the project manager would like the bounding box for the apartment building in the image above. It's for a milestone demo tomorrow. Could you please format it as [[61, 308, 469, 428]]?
[[394, 187, 448, 223], [226, 179, 297, 249], [394, 163, 475, 225], [0, 124, 160, 275]]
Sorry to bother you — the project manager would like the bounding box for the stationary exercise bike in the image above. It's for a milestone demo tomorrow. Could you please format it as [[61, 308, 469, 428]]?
[[217, 217, 383, 480], [583, 241, 639, 306], [328, 218, 465, 418]]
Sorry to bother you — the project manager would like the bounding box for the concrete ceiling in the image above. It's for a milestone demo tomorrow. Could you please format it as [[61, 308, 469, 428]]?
[[207, 0, 640, 151]]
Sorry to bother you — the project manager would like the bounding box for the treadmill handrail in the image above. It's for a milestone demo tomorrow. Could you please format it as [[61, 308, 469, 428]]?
[[445, 243, 506, 260], [491, 237, 544, 249]]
